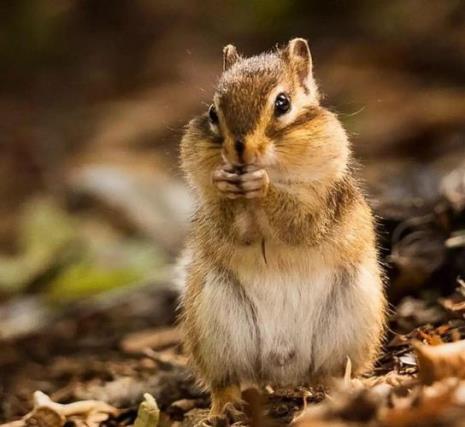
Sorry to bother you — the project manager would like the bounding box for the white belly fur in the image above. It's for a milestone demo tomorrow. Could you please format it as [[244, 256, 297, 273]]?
[[191, 240, 382, 386]]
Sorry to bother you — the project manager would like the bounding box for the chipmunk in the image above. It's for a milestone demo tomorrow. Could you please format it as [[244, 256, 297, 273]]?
[[179, 38, 386, 425]]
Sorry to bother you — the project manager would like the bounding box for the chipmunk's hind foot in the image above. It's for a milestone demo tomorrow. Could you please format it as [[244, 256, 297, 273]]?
[[197, 402, 249, 427], [197, 385, 249, 427]]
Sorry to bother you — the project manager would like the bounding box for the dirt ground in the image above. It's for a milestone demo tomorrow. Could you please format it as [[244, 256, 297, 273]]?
[[1, 184, 465, 426]]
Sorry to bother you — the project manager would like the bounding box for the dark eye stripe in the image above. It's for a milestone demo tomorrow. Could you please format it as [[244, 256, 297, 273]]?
[[265, 107, 319, 139]]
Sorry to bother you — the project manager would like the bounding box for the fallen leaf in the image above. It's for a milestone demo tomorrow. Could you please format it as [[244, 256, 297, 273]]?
[[134, 393, 159, 427], [414, 340, 465, 385]]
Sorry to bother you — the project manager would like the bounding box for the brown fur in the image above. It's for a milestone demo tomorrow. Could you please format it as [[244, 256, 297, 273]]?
[[178, 39, 386, 421]]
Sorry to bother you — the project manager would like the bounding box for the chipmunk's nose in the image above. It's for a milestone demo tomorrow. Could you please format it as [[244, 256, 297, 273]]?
[[223, 137, 256, 167], [234, 139, 245, 164]]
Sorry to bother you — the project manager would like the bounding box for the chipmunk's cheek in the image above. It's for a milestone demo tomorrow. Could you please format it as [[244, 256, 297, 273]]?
[[256, 142, 277, 167]]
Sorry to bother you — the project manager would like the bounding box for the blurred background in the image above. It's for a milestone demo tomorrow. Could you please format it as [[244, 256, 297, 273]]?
[[1, 0, 464, 422]]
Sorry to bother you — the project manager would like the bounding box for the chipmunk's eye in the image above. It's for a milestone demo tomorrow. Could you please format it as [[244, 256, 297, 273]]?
[[274, 93, 291, 116], [208, 104, 219, 125]]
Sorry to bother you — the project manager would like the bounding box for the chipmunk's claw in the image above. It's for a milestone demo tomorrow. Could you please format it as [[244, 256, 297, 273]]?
[[212, 165, 268, 200], [223, 402, 249, 425], [197, 416, 227, 427], [197, 402, 249, 427]]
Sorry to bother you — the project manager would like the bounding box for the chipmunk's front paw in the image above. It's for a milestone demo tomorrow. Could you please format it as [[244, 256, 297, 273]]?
[[212, 165, 269, 200]]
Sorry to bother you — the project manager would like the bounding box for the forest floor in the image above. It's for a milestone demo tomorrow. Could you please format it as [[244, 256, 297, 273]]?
[[1, 170, 465, 427]]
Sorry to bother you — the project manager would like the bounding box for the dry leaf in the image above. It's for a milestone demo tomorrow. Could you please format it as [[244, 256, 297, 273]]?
[[0, 392, 117, 427], [121, 327, 181, 353], [134, 393, 160, 427], [414, 340, 465, 385], [24, 406, 65, 427]]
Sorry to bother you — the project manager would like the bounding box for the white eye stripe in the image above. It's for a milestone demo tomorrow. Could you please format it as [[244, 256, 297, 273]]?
[[209, 121, 220, 135]]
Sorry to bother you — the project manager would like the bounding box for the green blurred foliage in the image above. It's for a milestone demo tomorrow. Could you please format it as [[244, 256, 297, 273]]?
[[0, 198, 167, 301], [0, 198, 77, 293]]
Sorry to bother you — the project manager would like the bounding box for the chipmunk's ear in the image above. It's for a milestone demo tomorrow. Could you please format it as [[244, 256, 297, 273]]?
[[284, 38, 313, 86], [223, 44, 240, 71]]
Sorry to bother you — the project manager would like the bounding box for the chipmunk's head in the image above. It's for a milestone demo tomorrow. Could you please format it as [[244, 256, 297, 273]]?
[[208, 38, 338, 172], [182, 39, 349, 191]]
